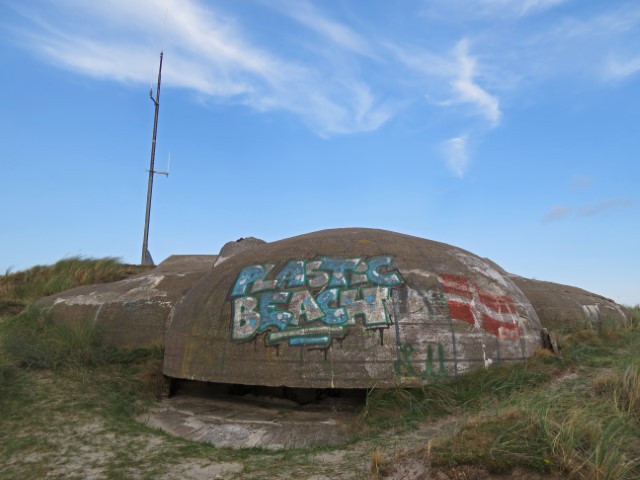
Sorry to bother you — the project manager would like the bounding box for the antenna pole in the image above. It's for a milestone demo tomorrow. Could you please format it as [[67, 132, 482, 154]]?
[[141, 51, 163, 266]]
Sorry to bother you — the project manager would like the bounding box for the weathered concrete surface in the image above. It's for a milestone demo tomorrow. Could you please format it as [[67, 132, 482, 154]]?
[[138, 385, 356, 449], [214, 237, 266, 267], [164, 228, 543, 388], [36, 255, 216, 349], [481, 257, 628, 332], [508, 275, 627, 332]]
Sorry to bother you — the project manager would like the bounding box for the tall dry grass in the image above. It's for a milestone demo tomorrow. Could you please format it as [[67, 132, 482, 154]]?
[[0, 256, 149, 305]]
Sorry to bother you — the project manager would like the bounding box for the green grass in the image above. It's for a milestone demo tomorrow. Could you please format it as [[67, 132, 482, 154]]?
[[422, 313, 640, 479], [593, 362, 640, 422], [3, 306, 109, 369], [0, 259, 638, 479], [0, 256, 149, 311], [430, 383, 639, 476], [360, 352, 561, 433], [356, 307, 640, 478], [626, 305, 640, 330]]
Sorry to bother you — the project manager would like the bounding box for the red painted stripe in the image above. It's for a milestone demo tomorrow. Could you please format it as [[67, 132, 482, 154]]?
[[481, 314, 521, 340], [448, 301, 475, 326], [479, 291, 517, 315], [440, 274, 473, 300]]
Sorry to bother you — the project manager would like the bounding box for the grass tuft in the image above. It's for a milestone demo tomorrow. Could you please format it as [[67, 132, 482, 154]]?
[[423, 323, 640, 479], [360, 357, 556, 433], [0, 257, 155, 372], [369, 446, 387, 480], [593, 364, 640, 422], [1, 304, 166, 379], [2, 306, 113, 369], [361, 318, 640, 478], [0, 349, 16, 390], [430, 397, 639, 478], [626, 305, 640, 330], [0, 256, 149, 304]]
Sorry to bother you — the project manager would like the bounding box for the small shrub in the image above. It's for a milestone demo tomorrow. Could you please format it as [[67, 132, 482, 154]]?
[[0, 350, 14, 384], [0, 299, 26, 317], [360, 359, 554, 434], [430, 407, 550, 473], [533, 403, 636, 479], [431, 396, 639, 478], [570, 329, 601, 345], [626, 306, 640, 330], [2, 306, 115, 369], [369, 447, 388, 479], [533, 348, 555, 360], [599, 327, 625, 342], [593, 365, 640, 421], [135, 355, 169, 399]]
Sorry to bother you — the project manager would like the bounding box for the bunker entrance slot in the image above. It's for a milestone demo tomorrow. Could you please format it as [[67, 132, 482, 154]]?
[[168, 378, 368, 408]]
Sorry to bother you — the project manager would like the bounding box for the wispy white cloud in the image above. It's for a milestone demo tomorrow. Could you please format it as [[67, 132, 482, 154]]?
[[421, 0, 569, 20], [265, 0, 373, 57], [520, 4, 640, 82], [542, 198, 633, 223], [541, 206, 573, 224], [477, 0, 568, 17], [449, 40, 501, 125], [15, 0, 287, 93], [7, 0, 639, 144], [580, 198, 633, 216], [389, 39, 501, 126], [545, 4, 640, 40], [440, 135, 470, 178], [10, 0, 391, 137], [391, 39, 500, 177], [605, 55, 640, 80], [384, 42, 456, 79]]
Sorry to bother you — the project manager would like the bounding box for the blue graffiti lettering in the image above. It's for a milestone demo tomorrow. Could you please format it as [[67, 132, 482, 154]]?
[[319, 257, 361, 287], [275, 260, 306, 288], [366, 256, 403, 286], [251, 264, 278, 293], [231, 265, 266, 297], [316, 288, 349, 325], [229, 256, 404, 347], [288, 289, 324, 325], [306, 260, 329, 288], [257, 291, 293, 331], [341, 286, 390, 327], [232, 296, 260, 340]]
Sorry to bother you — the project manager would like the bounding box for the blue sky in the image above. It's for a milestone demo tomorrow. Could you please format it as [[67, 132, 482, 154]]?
[[1, 0, 638, 305]]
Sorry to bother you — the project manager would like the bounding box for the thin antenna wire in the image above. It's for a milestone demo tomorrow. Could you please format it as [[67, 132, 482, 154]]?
[[161, 8, 169, 52], [149, 62, 154, 93], [149, 8, 169, 91]]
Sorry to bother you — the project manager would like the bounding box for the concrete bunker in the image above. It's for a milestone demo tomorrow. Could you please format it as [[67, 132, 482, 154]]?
[[37, 254, 217, 349], [479, 257, 628, 332], [163, 228, 543, 389], [508, 275, 627, 332], [36, 228, 628, 448]]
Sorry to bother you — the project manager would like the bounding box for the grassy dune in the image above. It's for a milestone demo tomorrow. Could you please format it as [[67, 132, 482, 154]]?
[[0, 258, 638, 479], [0, 256, 149, 316]]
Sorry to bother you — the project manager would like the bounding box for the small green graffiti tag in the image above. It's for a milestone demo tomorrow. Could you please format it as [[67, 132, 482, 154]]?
[[229, 256, 404, 347], [394, 343, 447, 379]]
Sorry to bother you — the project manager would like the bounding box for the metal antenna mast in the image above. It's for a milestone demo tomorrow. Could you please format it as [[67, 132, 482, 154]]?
[[141, 51, 166, 266]]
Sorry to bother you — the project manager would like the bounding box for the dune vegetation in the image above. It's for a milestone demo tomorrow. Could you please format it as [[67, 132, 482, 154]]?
[[0, 258, 638, 479]]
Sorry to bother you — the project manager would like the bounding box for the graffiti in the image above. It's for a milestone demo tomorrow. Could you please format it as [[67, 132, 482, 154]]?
[[438, 274, 521, 341], [394, 342, 447, 379], [230, 257, 404, 347]]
